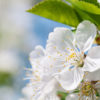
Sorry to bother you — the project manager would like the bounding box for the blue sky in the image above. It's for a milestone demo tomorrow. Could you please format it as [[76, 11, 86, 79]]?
[[30, 14, 71, 47]]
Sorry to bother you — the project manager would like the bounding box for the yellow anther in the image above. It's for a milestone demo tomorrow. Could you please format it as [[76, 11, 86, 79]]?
[[69, 53, 76, 58], [37, 52, 40, 55], [66, 91, 69, 93], [59, 83, 61, 87], [48, 56, 51, 58], [62, 40, 64, 42], [50, 65, 53, 68], [54, 46, 56, 49], [65, 57, 68, 61], [71, 49, 74, 51], [35, 75, 41, 81], [58, 69, 61, 72], [35, 70, 38, 72], [60, 54, 62, 56]]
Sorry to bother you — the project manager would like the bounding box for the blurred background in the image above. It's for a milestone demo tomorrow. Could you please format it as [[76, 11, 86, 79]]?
[[0, 0, 70, 100]]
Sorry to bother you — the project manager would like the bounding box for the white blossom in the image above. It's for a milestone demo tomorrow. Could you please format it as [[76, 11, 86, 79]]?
[[66, 94, 78, 100], [21, 86, 33, 100], [25, 45, 60, 100], [46, 20, 100, 91], [66, 70, 100, 100]]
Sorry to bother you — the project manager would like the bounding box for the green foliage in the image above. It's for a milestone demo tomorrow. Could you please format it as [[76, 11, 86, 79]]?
[[27, 1, 100, 99], [67, 0, 100, 14], [66, 0, 100, 28], [0, 72, 13, 86], [27, 0, 80, 27], [96, 91, 100, 97], [73, 89, 80, 93], [79, 0, 100, 7], [57, 91, 68, 100], [27, 0, 100, 28], [73, 8, 99, 26]]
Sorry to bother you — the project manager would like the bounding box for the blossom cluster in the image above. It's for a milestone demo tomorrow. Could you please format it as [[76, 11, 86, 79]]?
[[21, 21, 100, 100]]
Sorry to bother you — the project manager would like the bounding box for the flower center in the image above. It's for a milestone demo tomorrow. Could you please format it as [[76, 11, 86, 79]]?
[[81, 82, 96, 97], [68, 51, 84, 68], [77, 58, 84, 68]]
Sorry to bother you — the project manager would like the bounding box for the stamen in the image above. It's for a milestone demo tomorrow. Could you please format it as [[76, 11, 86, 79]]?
[[78, 81, 100, 100]]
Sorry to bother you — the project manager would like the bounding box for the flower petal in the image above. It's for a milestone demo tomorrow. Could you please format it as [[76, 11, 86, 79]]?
[[38, 78, 58, 100], [75, 20, 97, 52], [29, 45, 45, 65], [22, 86, 33, 99], [55, 67, 84, 91], [66, 94, 79, 100], [46, 27, 74, 54], [87, 46, 100, 58], [86, 69, 100, 81], [83, 46, 100, 72], [44, 91, 60, 100]]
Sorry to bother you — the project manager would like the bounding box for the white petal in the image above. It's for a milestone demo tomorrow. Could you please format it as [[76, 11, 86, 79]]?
[[38, 78, 58, 100], [55, 67, 84, 91], [83, 46, 100, 72], [83, 56, 100, 72], [44, 91, 60, 100], [66, 94, 79, 100], [75, 20, 97, 52], [29, 45, 45, 65], [30, 45, 45, 59], [19, 98, 25, 100], [28, 64, 58, 100], [87, 46, 100, 58], [85, 69, 100, 81], [46, 27, 74, 54], [22, 86, 33, 98]]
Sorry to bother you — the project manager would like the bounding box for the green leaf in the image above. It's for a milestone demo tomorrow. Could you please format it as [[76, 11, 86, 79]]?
[[73, 89, 80, 93], [96, 91, 100, 97], [57, 91, 68, 100], [74, 7, 100, 28], [0, 72, 13, 86], [74, 8, 98, 25], [27, 0, 80, 27], [66, 0, 100, 14], [87, 13, 100, 27], [65, 0, 100, 28], [79, 0, 100, 7]]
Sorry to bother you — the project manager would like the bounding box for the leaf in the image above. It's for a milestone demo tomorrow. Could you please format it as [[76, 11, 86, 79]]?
[[80, 0, 100, 7], [57, 91, 68, 100], [66, 0, 100, 15], [65, 0, 100, 28], [74, 8, 98, 25], [0, 72, 13, 86], [74, 7, 100, 28], [27, 0, 80, 27], [73, 89, 80, 93], [86, 13, 100, 29]]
